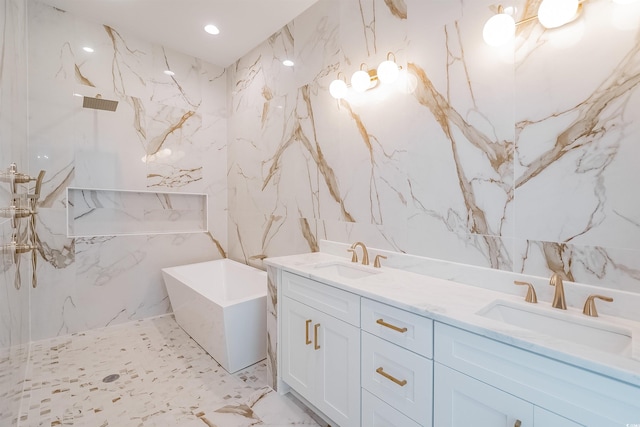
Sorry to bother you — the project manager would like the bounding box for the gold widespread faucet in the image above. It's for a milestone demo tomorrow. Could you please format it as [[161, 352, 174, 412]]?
[[374, 254, 387, 268], [583, 294, 613, 317], [350, 241, 369, 266], [514, 280, 537, 303], [549, 273, 567, 310]]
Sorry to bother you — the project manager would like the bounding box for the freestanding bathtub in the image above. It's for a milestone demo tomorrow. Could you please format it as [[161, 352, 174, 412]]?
[[161, 259, 267, 373]]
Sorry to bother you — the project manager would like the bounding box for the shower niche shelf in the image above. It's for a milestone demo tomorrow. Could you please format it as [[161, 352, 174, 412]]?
[[67, 187, 208, 237]]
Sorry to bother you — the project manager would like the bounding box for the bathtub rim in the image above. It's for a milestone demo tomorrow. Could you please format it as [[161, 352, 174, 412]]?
[[161, 258, 267, 308]]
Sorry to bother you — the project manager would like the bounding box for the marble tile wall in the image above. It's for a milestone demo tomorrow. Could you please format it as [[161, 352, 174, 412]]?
[[228, 0, 640, 293], [0, 0, 31, 424], [27, 1, 228, 341]]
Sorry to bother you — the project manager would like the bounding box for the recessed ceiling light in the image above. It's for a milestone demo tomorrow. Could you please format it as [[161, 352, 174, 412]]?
[[282, 59, 294, 67], [204, 24, 220, 35], [164, 70, 175, 76], [82, 46, 94, 53]]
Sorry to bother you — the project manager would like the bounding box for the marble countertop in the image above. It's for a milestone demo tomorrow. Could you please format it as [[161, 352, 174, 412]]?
[[265, 252, 640, 388]]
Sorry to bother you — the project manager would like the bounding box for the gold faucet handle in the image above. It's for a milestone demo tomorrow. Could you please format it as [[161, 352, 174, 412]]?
[[373, 255, 387, 268], [514, 280, 538, 303], [347, 249, 358, 263], [582, 294, 613, 317]]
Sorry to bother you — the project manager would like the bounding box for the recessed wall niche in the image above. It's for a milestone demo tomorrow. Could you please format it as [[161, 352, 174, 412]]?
[[67, 188, 207, 237]]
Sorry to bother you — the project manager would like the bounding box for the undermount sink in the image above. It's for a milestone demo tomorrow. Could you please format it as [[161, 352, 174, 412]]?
[[477, 300, 633, 356], [312, 262, 380, 279]]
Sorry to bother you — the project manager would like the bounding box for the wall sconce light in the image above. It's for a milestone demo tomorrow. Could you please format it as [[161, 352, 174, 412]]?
[[482, 7, 516, 46], [329, 72, 349, 99], [351, 63, 378, 92], [330, 53, 411, 99], [377, 53, 401, 84], [537, 0, 580, 28], [483, 0, 588, 46]]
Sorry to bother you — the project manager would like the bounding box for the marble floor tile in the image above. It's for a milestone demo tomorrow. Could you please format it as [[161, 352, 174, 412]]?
[[17, 315, 321, 427]]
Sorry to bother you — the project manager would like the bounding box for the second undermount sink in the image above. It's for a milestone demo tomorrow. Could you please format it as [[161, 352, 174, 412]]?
[[312, 262, 381, 279], [477, 300, 633, 356]]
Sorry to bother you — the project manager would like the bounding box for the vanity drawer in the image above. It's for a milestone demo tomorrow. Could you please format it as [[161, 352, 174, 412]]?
[[362, 389, 424, 427], [282, 271, 360, 326], [361, 331, 433, 425], [362, 298, 433, 358]]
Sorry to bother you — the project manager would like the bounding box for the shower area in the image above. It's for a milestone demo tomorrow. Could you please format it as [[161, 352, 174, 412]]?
[[0, 0, 246, 424]]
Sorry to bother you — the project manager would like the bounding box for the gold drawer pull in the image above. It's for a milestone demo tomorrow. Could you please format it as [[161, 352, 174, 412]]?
[[305, 319, 312, 345], [514, 420, 521, 427], [314, 323, 321, 350], [376, 367, 407, 386], [376, 318, 408, 333]]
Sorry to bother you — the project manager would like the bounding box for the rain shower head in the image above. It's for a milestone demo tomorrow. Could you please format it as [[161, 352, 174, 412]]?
[[82, 94, 118, 112]]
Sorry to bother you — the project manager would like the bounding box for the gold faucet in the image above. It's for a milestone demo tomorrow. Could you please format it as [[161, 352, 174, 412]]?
[[583, 294, 613, 317], [373, 254, 387, 268], [514, 280, 537, 303], [549, 273, 567, 310], [350, 242, 369, 266]]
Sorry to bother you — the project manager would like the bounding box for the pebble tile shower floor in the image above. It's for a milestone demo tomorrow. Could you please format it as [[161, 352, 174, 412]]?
[[16, 315, 321, 427]]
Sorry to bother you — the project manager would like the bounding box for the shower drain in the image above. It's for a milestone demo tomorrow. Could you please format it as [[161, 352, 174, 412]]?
[[102, 374, 120, 383]]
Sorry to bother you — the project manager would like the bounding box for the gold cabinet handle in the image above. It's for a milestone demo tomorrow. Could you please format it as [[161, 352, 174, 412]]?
[[305, 319, 312, 345], [314, 323, 321, 350], [376, 318, 408, 333], [514, 420, 521, 427], [375, 367, 407, 386]]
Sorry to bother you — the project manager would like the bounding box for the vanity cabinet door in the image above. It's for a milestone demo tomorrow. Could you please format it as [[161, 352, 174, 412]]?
[[434, 363, 534, 427], [281, 296, 318, 402], [315, 304, 361, 427], [281, 295, 360, 427]]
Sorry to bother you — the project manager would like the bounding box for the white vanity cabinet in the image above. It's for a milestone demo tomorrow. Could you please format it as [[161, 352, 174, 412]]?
[[434, 323, 640, 427], [360, 298, 433, 426], [273, 262, 640, 427], [280, 272, 361, 427]]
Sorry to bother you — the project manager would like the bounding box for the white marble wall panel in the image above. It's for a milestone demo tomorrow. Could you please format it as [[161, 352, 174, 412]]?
[[228, 0, 640, 293], [512, 0, 640, 285], [27, 0, 228, 340]]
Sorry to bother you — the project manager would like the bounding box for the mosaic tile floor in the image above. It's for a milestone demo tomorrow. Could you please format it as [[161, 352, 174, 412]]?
[[16, 315, 322, 427]]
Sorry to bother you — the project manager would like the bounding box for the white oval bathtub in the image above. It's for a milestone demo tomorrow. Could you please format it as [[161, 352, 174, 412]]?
[[161, 259, 267, 373]]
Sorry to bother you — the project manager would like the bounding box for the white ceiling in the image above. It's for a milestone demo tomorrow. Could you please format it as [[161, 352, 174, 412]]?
[[38, 0, 319, 68]]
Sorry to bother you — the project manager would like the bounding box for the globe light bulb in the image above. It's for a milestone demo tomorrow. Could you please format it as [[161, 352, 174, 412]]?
[[537, 0, 579, 29], [351, 70, 372, 92], [329, 79, 348, 99], [483, 13, 516, 46], [377, 60, 400, 84]]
